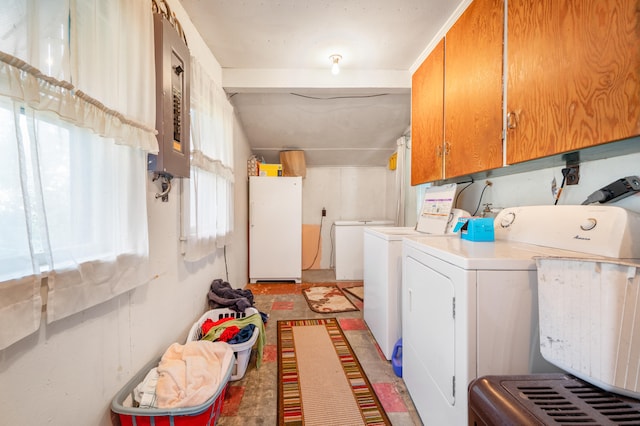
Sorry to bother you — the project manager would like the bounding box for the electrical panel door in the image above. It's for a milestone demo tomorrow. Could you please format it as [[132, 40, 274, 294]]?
[[149, 13, 190, 178]]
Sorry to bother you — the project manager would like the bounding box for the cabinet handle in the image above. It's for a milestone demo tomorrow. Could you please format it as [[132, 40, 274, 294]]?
[[444, 142, 451, 155], [507, 111, 518, 129], [436, 144, 443, 158]]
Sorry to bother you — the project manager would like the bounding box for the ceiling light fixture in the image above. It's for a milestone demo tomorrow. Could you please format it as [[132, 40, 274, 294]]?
[[330, 54, 342, 75]]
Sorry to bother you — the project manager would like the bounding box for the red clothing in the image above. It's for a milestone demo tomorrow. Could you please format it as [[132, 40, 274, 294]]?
[[218, 326, 240, 342], [201, 317, 234, 336]]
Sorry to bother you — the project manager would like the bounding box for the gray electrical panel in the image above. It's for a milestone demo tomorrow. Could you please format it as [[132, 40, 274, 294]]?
[[148, 13, 190, 178]]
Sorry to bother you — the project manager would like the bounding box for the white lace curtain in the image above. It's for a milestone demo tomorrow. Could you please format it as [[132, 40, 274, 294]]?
[[184, 58, 235, 262], [0, 0, 156, 350], [0, 0, 156, 137]]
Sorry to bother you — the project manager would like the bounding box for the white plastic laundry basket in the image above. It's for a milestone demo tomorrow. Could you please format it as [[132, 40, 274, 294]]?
[[187, 307, 260, 381]]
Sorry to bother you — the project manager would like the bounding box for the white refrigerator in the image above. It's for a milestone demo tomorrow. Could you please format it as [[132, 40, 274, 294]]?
[[249, 176, 302, 283]]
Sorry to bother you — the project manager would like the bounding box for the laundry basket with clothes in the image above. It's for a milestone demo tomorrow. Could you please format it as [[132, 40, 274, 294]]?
[[111, 341, 234, 425], [187, 307, 265, 381]]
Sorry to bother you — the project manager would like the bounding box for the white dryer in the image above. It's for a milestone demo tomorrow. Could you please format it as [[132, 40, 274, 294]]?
[[363, 184, 468, 359], [401, 205, 640, 425]]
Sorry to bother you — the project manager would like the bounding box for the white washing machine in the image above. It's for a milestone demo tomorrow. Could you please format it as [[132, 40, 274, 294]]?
[[401, 205, 640, 426]]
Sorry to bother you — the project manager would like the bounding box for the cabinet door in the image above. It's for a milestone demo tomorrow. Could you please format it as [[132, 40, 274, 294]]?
[[444, 0, 504, 178], [411, 39, 445, 185], [507, 0, 640, 164]]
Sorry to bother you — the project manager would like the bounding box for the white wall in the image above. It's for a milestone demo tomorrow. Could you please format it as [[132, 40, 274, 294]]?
[[301, 167, 394, 269], [0, 1, 251, 425], [384, 163, 397, 221], [229, 121, 252, 286], [452, 147, 640, 216]]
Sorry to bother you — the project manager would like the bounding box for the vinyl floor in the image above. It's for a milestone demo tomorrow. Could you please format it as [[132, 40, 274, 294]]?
[[216, 270, 423, 425]]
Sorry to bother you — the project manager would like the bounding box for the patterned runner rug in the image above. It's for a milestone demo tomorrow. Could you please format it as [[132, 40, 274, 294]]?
[[277, 318, 391, 425], [302, 285, 358, 313]]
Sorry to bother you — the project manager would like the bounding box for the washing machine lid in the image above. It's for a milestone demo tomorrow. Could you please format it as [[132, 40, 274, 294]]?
[[416, 184, 457, 235]]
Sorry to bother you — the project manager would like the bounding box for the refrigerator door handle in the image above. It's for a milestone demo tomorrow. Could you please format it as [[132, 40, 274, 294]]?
[[250, 201, 254, 227]]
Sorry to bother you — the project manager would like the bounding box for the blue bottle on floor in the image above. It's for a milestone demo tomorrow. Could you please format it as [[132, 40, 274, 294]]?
[[392, 338, 402, 377]]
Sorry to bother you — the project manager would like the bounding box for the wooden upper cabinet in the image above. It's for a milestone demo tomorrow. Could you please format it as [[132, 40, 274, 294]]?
[[507, 0, 640, 164], [445, 0, 504, 179], [411, 39, 444, 185], [411, 0, 504, 185]]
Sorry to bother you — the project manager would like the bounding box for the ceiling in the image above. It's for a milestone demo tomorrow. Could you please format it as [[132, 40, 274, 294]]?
[[179, 0, 467, 167]]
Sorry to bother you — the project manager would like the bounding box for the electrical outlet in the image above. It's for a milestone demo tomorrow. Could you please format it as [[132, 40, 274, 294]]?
[[564, 165, 580, 185]]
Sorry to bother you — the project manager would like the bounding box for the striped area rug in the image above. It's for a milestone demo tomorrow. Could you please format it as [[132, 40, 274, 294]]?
[[277, 318, 390, 425]]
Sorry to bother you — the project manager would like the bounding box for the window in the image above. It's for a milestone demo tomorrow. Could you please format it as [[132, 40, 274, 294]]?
[[0, 102, 32, 282], [0, 96, 151, 341], [0, 0, 156, 350], [183, 59, 234, 262]]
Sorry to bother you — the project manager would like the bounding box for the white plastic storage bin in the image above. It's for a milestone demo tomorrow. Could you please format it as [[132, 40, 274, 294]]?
[[334, 220, 393, 280], [536, 256, 640, 399], [187, 307, 260, 381]]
